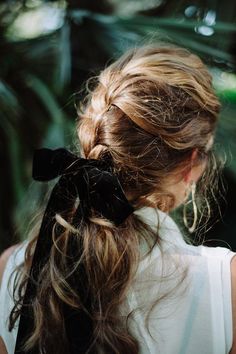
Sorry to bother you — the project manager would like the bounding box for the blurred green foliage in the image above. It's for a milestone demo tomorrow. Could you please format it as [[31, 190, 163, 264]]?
[[0, 0, 236, 252]]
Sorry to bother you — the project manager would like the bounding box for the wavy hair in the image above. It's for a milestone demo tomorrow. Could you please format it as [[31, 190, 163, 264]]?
[[9, 44, 220, 353]]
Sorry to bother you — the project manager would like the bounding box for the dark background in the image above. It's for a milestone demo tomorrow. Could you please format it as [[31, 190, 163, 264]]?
[[0, 0, 236, 253]]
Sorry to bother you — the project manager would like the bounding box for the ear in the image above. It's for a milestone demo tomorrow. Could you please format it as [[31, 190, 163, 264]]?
[[183, 149, 205, 183]]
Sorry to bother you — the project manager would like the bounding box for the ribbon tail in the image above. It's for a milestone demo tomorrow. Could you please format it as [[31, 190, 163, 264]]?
[[14, 176, 75, 353], [14, 175, 94, 354]]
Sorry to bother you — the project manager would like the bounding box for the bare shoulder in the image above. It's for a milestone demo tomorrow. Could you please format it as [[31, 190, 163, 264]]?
[[0, 244, 19, 286], [0, 244, 21, 354], [229, 255, 236, 354], [0, 336, 8, 354]]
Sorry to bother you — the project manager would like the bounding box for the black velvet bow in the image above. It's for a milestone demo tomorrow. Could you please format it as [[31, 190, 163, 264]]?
[[32, 147, 133, 226], [14, 148, 134, 354]]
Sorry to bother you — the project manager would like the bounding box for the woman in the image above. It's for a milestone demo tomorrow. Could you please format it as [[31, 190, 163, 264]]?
[[1, 44, 236, 354]]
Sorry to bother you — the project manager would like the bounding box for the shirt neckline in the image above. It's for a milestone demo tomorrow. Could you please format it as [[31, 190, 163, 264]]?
[[134, 206, 186, 262]]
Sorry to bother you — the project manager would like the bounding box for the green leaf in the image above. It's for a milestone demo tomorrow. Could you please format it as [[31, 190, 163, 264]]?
[[0, 80, 20, 119], [0, 116, 25, 202], [25, 73, 64, 126]]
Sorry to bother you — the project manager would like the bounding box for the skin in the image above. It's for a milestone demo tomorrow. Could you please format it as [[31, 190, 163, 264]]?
[[0, 337, 7, 354], [0, 152, 236, 354]]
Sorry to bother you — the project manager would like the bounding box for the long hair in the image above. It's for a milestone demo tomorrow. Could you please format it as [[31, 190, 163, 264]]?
[[9, 44, 220, 353]]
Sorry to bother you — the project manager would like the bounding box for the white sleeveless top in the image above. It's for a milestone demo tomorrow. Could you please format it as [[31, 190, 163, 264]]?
[[0, 207, 235, 354]]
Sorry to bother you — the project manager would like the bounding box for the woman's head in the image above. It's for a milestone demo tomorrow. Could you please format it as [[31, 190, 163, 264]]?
[[78, 44, 220, 212], [10, 44, 222, 354]]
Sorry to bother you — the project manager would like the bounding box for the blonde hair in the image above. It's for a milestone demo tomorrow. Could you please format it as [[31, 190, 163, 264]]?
[[10, 44, 220, 353]]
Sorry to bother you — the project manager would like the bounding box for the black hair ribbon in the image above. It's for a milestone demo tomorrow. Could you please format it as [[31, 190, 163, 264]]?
[[14, 147, 134, 354]]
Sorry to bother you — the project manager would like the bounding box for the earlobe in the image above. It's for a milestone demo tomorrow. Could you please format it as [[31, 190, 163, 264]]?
[[183, 170, 191, 183], [191, 149, 198, 162], [182, 149, 201, 184]]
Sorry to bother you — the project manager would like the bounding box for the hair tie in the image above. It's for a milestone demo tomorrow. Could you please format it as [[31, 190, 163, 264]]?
[[14, 147, 134, 354]]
